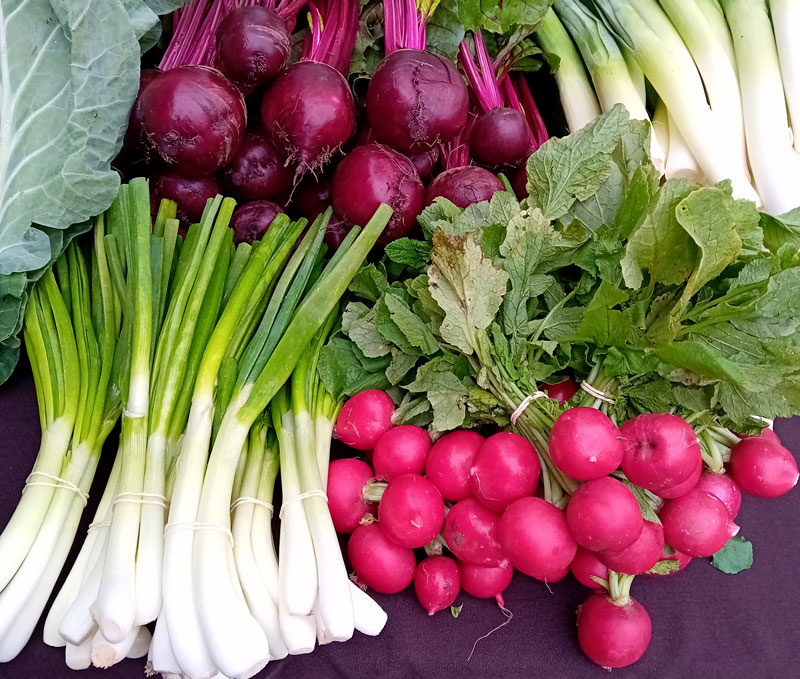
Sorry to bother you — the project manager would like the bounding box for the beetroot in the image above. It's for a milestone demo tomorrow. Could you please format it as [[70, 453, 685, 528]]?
[[425, 166, 504, 208], [414, 556, 460, 616], [424, 430, 484, 502], [620, 413, 703, 498], [331, 143, 424, 245], [377, 474, 444, 549], [470, 107, 531, 169], [577, 594, 652, 668], [323, 214, 355, 252], [458, 561, 513, 604], [348, 523, 416, 594], [468, 432, 540, 513], [511, 164, 528, 200], [570, 547, 609, 589], [444, 498, 507, 567], [335, 390, 395, 450], [261, 61, 356, 175], [140, 66, 246, 177], [215, 6, 290, 93], [598, 521, 664, 575], [372, 425, 431, 481], [498, 497, 577, 579], [151, 172, 222, 227], [542, 378, 578, 405], [367, 49, 469, 153], [548, 407, 624, 481], [660, 488, 739, 557], [729, 436, 799, 498], [694, 472, 742, 519], [221, 131, 293, 202], [409, 147, 439, 180], [326, 458, 377, 533], [229, 201, 284, 244], [291, 171, 332, 220], [566, 477, 643, 552]]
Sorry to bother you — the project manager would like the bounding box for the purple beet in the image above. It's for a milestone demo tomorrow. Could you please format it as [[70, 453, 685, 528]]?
[[512, 164, 528, 200], [152, 172, 223, 228], [324, 213, 355, 252], [470, 107, 531, 170], [409, 147, 439, 180], [230, 200, 285, 244], [425, 166, 504, 208], [367, 49, 469, 153], [331, 143, 424, 245], [261, 61, 356, 175], [215, 6, 291, 93], [221, 130, 293, 202], [291, 171, 333, 221]]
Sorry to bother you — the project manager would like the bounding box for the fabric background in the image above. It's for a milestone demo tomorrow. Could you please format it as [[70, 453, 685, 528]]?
[[1, 361, 798, 679]]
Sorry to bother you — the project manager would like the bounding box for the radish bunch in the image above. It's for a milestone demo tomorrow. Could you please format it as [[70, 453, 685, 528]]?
[[329, 388, 798, 669]]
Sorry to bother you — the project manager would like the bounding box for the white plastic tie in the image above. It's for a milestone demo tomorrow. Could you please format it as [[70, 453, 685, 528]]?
[[230, 496, 274, 514], [112, 492, 168, 509], [580, 381, 616, 405], [279, 489, 328, 519], [510, 392, 548, 425], [164, 521, 234, 545], [24, 472, 89, 506]]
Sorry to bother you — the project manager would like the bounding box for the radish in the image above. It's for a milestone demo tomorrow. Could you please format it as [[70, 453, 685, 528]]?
[[469, 432, 541, 513], [425, 430, 484, 502], [566, 477, 643, 552], [598, 521, 664, 575], [215, 6, 290, 93], [470, 107, 532, 170], [348, 523, 416, 594], [326, 459, 378, 533], [367, 50, 469, 153], [229, 201, 285, 244], [738, 427, 781, 446], [372, 425, 431, 481], [694, 472, 742, 519], [649, 546, 693, 576], [221, 130, 293, 202], [660, 489, 740, 557], [548, 407, 624, 480], [335, 390, 395, 450], [570, 547, 609, 590], [729, 437, 799, 498], [424, 167, 504, 208], [620, 413, 702, 498], [140, 66, 246, 178], [331, 143, 424, 245], [151, 172, 222, 228], [542, 378, 579, 405], [535, 564, 570, 583], [414, 556, 460, 616], [577, 593, 652, 668], [378, 474, 444, 549], [444, 498, 507, 567], [498, 497, 577, 579], [458, 561, 513, 606]]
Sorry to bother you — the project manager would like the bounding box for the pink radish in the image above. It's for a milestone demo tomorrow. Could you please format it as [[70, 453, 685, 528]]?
[[326, 458, 377, 533], [737, 427, 781, 446], [729, 437, 799, 498], [458, 561, 513, 606], [373, 424, 431, 481], [444, 498, 507, 567], [414, 556, 460, 616], [348, 523, 416, 593], [469, 432, 541, 513], [598, 521, 664, 575], [549, 407, 624, 480], [577, 594, 652, 668], [620, 413, 702, 498], [335, 390, 395, 450], [543, 378, 578, 404], [378, 474, 444, 548], [648, 546, 692, 576], [660, 488, 739, 557], [498, 497, 577, 579], [570, 547, 609, 589], [566, 477, 643, 552], [425, 430, 484, 501], [535, 564, 570, 583], [694, 472, 742, 518]]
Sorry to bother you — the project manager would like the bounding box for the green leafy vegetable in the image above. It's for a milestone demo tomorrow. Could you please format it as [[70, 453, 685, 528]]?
[[711, 536, 753, 574]]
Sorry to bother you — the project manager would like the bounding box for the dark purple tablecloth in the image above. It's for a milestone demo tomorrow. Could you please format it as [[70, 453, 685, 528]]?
[[2, 361, 799, 679]]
